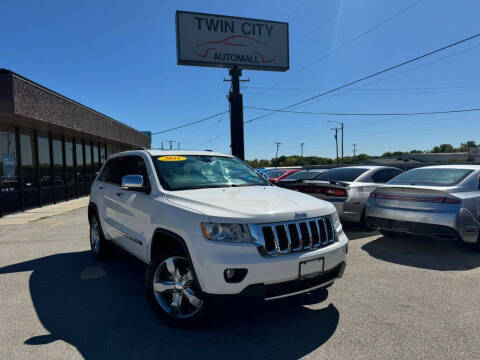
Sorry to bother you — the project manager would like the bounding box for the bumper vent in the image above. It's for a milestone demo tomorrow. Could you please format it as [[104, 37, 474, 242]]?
[[249, 216, 337, 256]]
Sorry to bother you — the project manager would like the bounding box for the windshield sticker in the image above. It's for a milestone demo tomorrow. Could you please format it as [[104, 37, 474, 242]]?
[[157, 155, 187, 162]]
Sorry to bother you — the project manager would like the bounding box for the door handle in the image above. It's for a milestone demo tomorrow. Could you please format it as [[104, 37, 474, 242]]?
[[116, 192, 124, 197], [98, 186, 104, 190]]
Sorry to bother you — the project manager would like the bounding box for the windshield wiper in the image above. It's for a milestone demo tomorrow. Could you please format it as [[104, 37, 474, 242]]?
[[229, 183, 260, 187]]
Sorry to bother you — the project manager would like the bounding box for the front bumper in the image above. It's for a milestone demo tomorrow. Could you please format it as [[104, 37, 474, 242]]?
[[188, 229, 349, 296], [205, 262, 346, 302]]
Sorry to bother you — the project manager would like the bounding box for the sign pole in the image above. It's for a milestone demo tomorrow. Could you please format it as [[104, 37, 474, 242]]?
[[228, 66, 245, 160]]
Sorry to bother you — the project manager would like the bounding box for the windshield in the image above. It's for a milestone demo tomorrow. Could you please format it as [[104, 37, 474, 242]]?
[[315, 168, 369, 182], [151, 155, 269, 191], [283, 170, 325, 180], [264, 170, 288, 179], [387, 168, 474, 186]]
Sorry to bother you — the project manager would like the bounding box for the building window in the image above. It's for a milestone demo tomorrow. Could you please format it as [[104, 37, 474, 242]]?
[[93, 144, 100, 175], [0, 124, 17, 183], [100, 144, 106, 164], [85, 142, 92, 181], [52, 134, 65, 201], [38, 132, 51, 186], [20, 129, 38, 208], [76, 141, 84, 183], [0, 124, 18, 215], [65, 138, 75, 199], [20, 129, 38, 189]]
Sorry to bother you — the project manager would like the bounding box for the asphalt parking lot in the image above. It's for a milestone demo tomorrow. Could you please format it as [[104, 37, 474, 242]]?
[[0, 207, 479, 360]]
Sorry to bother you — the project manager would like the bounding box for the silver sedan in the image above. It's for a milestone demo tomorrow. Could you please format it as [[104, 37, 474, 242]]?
[[366, 165, 480, 245], [290, 166, 403, 227]]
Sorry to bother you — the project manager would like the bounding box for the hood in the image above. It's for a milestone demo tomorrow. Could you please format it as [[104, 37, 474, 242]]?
[[166, 185, 336, 223]]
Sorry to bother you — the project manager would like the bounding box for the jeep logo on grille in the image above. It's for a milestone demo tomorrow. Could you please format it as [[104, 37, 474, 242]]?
[[294, 212, 307, 219]]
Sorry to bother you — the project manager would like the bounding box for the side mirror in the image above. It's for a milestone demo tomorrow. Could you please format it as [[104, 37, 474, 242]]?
[[121, 175, 144, 192]]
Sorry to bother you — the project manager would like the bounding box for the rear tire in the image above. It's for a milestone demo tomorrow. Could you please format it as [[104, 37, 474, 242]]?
[[89, 213, 111, 259], [361, 211, 376, 231], [145, 249, 207, 327]]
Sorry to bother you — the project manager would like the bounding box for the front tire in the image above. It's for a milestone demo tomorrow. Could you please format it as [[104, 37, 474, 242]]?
[[89, 213, 111, 259], [145, 249, 207, 327]]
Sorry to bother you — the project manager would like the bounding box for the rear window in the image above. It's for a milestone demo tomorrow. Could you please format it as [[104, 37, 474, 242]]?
[[283, 170, 325, 180], [387, 168, 474, 186], [315, 168, 369, 182]]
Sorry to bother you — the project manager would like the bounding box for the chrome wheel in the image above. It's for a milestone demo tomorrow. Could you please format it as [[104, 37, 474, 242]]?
[[153, 256, 203, 319], [90, 217, 100, 254]]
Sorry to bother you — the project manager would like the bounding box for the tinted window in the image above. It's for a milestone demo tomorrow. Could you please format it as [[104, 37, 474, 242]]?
[[52, 135, 64, 184], [20, 129, 38, 188], [65, 138, 75, 185], [264, 170, 287, 179], [85, 143, 92, 180], [388, 168, 474, 186], [99, 156, 151, 190], [283, 170, 325, 180], [123, 156, 151, 192], [99, 158, 123, 185], [315, 168, 369, 182], [371, 169, 394, 183], [38, 132, 51, 186], [76, 142, 84, 182], [151, 155, 269, 191]]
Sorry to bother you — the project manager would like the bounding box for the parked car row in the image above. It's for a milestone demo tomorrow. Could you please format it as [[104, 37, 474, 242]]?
[[266, 164, 480, 247]]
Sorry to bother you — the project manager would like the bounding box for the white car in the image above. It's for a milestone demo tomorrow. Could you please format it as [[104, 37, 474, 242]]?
[[88, 150, 348, 326]]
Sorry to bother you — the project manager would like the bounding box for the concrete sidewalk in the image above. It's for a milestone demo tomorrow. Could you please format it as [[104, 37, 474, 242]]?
[[0, 197, 89, 225]]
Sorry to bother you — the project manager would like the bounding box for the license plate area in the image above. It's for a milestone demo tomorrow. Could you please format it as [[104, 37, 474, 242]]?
[[299, 257, 324, 279]]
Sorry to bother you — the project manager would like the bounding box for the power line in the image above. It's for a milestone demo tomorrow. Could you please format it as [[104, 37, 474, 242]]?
[[245, 32, 480, 125], [287, 42, 480, 111], [151, 110, 229, 136], [243, 85, 480, 92], [248, 0, 425, 100], [245, 106, 480, 117]]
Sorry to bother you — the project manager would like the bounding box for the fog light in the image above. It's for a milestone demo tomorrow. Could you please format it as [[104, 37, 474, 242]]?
[[225, 269, 235, 279], [224, 268, 248, 283]]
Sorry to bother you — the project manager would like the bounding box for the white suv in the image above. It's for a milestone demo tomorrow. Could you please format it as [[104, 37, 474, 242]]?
[[88, 150, 348, 326]]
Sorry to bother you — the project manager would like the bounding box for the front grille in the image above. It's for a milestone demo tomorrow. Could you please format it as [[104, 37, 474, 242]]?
[[265, 264, 341, 299], [249, 215, 337, 256]]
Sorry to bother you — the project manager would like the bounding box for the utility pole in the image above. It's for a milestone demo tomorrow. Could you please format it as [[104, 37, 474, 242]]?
[[177, 142, 181, 150], [331, 128, 339, 167], [166, 140, 176, 150], [341, 122, 344, 166], [328, 121, 344, 166], [353, 144, 357, 157], [274, 141, 282, 168], [161, 141, 164, 150], [300, 142, 305, 157], [226, 66, 249, 160]]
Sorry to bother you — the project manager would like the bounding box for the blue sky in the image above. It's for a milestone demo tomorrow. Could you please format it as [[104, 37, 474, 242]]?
[[2, 0, 480, 159]]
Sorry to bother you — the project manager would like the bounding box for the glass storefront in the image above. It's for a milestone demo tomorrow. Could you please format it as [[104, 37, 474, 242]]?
[[0, 125, 110, 217]]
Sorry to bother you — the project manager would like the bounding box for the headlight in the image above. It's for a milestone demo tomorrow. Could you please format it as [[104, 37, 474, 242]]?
[[201, 223, 253, 243], [331, 211, 342, 232]]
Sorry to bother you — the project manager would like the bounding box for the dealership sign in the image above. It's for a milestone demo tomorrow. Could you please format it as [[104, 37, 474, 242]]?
[[176, 11, 289, 71]]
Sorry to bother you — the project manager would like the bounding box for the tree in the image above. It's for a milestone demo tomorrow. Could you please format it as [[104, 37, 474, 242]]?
[[432, 144, 455, 153]]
